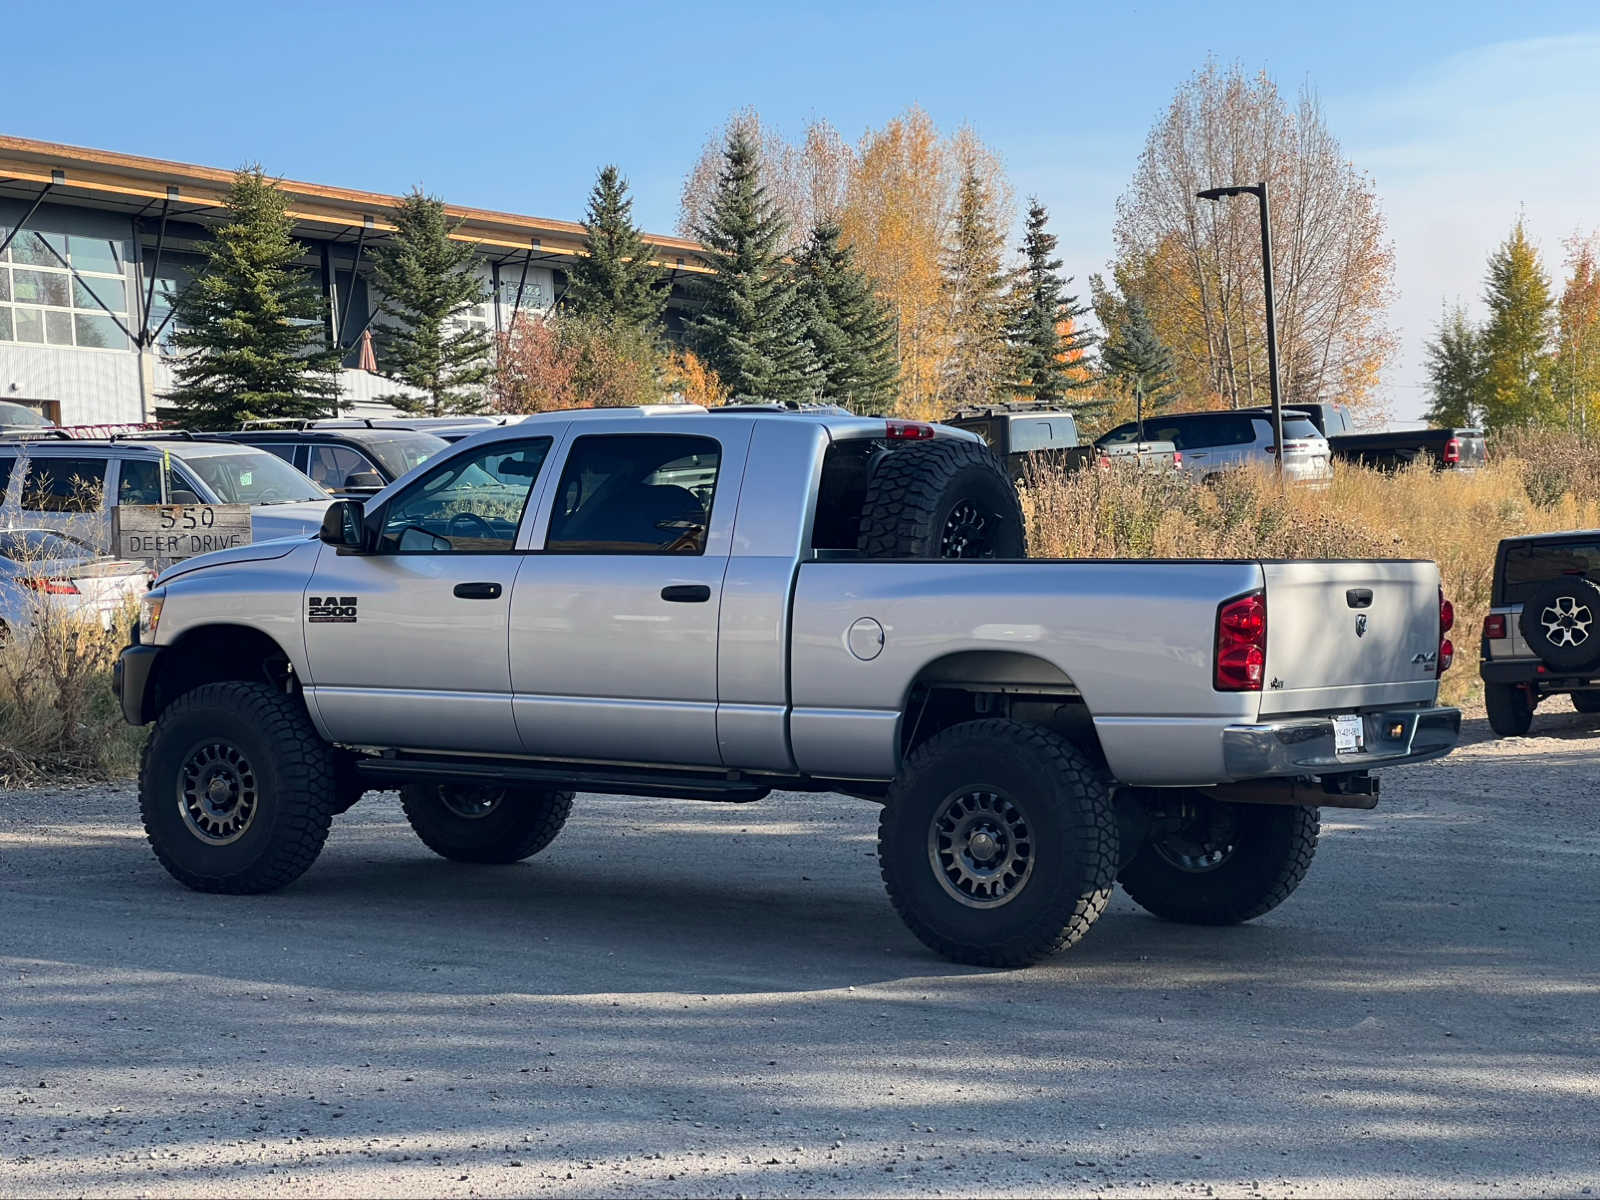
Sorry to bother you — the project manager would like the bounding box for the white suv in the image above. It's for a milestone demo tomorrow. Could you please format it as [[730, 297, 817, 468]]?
[[1098, 409, 1332, 485]]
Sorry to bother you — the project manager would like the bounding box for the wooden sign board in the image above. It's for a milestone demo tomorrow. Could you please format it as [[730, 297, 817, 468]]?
[[112, 504, 253, 565]]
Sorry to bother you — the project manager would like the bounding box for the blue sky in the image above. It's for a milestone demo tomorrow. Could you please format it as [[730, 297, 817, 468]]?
[[11, 0, 1600, 419]]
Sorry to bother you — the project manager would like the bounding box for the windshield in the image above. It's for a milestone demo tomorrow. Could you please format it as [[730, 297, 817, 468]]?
[[0, 401, 52, 429], [173, 447, 327, 504], [362, 432, 448, 478]]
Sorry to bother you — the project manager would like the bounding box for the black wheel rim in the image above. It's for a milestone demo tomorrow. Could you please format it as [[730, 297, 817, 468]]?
[[437, 785, 504, 820], [939, 500, 998, 558], [177, 740, 259, 845], [1150, 804, 1239, 873], [927, 789, 1034, 908]]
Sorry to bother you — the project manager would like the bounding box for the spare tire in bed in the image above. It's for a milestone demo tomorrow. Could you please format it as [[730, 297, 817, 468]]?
[[856, 439, 1026, 559]]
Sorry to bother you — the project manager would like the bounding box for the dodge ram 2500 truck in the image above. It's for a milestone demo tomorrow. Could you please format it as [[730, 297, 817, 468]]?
[[114, 405, 1461, 966]]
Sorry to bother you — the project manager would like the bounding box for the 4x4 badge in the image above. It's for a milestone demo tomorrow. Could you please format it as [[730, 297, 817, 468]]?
[[1355, 613, 1368, 637]]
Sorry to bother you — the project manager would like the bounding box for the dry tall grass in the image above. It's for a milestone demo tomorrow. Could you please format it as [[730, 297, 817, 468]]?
[[0, 600, 142, 787], [1022, 453, 1600, 707]]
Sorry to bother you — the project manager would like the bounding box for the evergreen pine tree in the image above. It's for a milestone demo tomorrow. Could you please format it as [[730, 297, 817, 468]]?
[[1007, 199, 1094, 405], [372, 188, 494, 416], [164, 166, 340, 429], [1102, 295, 1177, 429], [567, 165, 670, 328], [793, 219, 898, 414], [941, 166, 1013, 406], [687, 128, 817, 402], [1479, 219, 1557, 429], [1423, 303, 1483, 428]]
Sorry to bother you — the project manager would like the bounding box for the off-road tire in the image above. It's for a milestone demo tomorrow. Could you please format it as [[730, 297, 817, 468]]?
[[857, 439, 1025, 559], [139, 681, 336, 894], [1118, 802, 1319, 926], [400, 784, 574, 864], [1485, 682, 1534, 737], [878, 719, 1118, 967], [1518, 576, 1600, 673], [1571, 691, 1600, 714]]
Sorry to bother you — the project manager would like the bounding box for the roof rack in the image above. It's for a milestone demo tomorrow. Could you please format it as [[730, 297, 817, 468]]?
[[0, 428, 72, 441], [947, 401, 1072, 419], [238, 418, 317, 430]]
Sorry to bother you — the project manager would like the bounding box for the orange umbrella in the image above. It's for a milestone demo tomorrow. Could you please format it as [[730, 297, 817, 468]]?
[[357, 327, 377, 372]]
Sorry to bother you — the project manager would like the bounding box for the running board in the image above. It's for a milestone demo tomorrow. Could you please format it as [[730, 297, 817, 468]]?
[[355, 754, 772, 803]]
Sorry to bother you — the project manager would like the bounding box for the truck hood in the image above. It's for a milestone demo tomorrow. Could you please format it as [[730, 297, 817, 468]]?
[[154, 535, 309, 586]]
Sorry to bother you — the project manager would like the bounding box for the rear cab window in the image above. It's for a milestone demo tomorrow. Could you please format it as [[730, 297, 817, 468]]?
[[545, 434, 720, 555], [1498, 538, 1600, 607]]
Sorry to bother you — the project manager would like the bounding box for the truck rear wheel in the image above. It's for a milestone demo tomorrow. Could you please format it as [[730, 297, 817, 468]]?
[[878, 719, 1118, 967], [857, 440, 1025, 559], [400, 783, 574, 864], [1118, 799, 1318, 926], [1570, 691, 1600, 714], [1485, 682, 1534, 736], [139, 681, 337, 894]]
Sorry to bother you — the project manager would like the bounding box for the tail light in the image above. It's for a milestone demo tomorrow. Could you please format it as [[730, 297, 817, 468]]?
[[1215, 591, 1266, 691], [1438, 586, 1455, 675], [1172, 450, 1183, 467], [23, 577, 80, 595], [1097, 454, 1111, 469], [1483, 613, 1507, 640], [886, 421, 935, 441], [1443, 437, 1461, 465]]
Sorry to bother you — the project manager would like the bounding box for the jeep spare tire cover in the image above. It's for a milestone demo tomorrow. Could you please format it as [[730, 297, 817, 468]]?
[[1519, 575, 1600, 672], [857, 439, 1026, 559]]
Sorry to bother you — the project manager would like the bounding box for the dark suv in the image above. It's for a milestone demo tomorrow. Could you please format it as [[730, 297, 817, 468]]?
[[1480, 529, 1600, 735], [227, 420, 448, 494]]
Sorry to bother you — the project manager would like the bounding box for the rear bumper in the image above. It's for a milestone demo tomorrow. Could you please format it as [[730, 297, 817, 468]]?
[[113, 643, 161, 726], [1222, 706, 1460, 779]]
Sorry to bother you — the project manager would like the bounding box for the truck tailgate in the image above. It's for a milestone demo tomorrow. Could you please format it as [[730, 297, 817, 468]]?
[[1258, 560, 1442, 714]]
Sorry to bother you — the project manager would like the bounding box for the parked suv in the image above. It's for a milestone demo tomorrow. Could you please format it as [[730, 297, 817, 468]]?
[[228, 420, 449, 494], [0, 433, 333, 549], [1098, 409, 1332, 484], [1480, 529, 1600, 735], [945, 404, 1177, 480]]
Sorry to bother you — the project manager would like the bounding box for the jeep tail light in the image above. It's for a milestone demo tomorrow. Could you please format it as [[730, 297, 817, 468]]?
[[1443, 436, 1461, 465], [23, 577, 79, 595], [885, 420, 935, 440], [1483, 613, 1507, 640], [1173, 450, 1183, 467], [1215, 591, 1266, 691], [1438, 586, 1455, 676]]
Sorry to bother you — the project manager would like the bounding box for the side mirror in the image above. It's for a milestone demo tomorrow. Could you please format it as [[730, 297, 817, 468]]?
[[319, 499, 367, 552], [169, 489, 201, 505], [342, 470, 385, 492]]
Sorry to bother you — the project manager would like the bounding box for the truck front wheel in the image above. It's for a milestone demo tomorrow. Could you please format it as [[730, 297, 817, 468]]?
[[399, 784, 574, 864], [139, 681, 337, 894], [878, 719, 1118, 967], [1118, 799, 1318, 926]]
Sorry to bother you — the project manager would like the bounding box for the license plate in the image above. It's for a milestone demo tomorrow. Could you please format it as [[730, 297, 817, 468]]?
[[1334, 714, 1364, 754]]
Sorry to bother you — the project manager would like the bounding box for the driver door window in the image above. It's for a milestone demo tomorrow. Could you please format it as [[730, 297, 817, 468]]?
[[306, 444, 376, 491], [379, 438, 552, 553]]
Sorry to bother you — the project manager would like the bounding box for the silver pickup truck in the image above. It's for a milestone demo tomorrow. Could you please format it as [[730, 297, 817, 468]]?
[[115, 406, 1461, 966]]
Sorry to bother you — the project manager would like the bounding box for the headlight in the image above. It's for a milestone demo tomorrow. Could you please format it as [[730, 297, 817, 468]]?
[[139, 591, 165, 642]]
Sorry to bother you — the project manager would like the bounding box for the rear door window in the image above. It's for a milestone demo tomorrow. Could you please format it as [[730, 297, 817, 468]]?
[[545, 434, 721, 555], [1500, 541, 1600, 606], [21, 456, 108, 512]]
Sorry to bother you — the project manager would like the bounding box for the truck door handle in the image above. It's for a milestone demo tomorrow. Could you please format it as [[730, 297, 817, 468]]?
[[661, 584, 711, 603], [453, 581, 502, 600], [1346, 588, 1373, 608]]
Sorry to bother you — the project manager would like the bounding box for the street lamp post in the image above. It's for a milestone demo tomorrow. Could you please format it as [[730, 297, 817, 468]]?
[[1197, 181, 1283, 474]]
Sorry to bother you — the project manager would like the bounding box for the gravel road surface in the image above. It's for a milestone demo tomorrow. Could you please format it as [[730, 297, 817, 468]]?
[[2, 708, 1598, 1198]]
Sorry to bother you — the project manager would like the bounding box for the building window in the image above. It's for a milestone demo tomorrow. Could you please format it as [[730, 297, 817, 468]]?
[[0, 230, 131, 351]]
